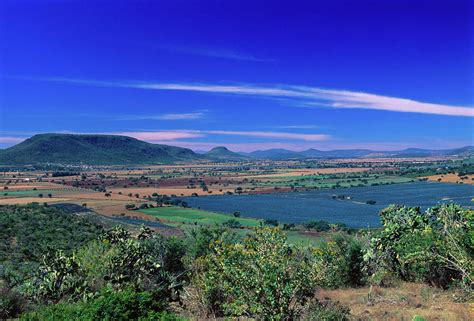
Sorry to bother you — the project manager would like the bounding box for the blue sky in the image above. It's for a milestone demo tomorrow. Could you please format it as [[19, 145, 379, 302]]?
[[0, 0, 472, 151]]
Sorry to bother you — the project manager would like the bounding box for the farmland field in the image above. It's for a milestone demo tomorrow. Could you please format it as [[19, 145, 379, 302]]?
[[140, 206, 260, 227]]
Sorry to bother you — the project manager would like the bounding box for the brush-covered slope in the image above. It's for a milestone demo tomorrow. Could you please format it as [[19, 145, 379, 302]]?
[[0, 133, 203, 165], [204, 146, 250, 161]]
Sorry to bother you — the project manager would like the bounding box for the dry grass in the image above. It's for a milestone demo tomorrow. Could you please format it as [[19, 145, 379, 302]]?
[[109, 186, 237, 197], [239, 167, 369, 179], [422, 173, 474, 185], [0, 197, 70, 204], [315, 282, 473, 320]]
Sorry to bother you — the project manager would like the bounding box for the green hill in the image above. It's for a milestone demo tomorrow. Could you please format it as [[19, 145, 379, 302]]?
[[0, 133, 204, 165], [204, 146, 250, 161]]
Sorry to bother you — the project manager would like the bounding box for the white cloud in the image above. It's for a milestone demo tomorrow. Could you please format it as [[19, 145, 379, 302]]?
[[158, 45, 274, 62], [0, 136, 26, 143], [114, 130, 330, 142], [269, 125, 321, 129], [117, 131, 204, 141], [115, 112, 205, 121], [136, 140, 473, 153], [25, 77, 474, 117], [139, 83, 473, 117], [206, 130, 329, 141]]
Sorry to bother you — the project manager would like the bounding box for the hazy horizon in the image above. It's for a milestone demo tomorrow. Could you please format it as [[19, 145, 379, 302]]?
[[0, 131, 472, 153]]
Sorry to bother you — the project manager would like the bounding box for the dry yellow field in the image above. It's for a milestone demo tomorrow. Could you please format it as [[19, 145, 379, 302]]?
[[240, 167, 369, 179], [110, 186, 237, 197], [422, 173, 474, 185], [0, 197, 71, 204]]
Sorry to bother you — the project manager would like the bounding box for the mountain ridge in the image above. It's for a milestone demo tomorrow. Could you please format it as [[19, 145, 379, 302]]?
[[242, 146, 474, 160], [1, 133, 472, 165], [0, 133, 204, 165]]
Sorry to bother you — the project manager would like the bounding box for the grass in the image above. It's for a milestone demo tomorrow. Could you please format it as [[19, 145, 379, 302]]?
[[286, 231, 329, 247], [139, 206, 261, 227], [1, 189, 62, 196], [140, 206, 330, 246], [257, 174, 414, 189]]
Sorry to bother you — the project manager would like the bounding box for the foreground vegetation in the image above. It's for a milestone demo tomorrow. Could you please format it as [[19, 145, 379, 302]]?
[[0, 203, 472, 320]]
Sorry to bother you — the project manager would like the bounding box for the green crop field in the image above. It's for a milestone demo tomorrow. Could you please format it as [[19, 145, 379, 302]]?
[[2, 189, 63, 196], [256, 174, 414, 189], [140, 206, 261, 227]]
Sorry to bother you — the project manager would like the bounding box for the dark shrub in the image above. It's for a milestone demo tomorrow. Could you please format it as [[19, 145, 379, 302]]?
[[20, 289, 184, 321]]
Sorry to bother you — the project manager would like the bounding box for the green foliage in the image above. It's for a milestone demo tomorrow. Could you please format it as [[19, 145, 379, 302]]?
[[310, 235, 365, 288], [365, 204, 473, 289], [303, 220, 331, 232], [193, 227, 315, 320], [20, 289, 185, 321], [0, 203, 102, 285], [184, 225, 239, 261], [0, 283, 25, 319], [264, 218, 279, 226], [28, 226, 185, 305], [222, 219, 242, 228]]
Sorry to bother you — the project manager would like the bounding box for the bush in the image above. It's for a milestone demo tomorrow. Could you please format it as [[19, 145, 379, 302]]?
[[303, 220, 331, 232], [0, 284, 25, 319], [364, 204, 473, 289], [263, 218, 279, 226], [20, 289, 184, 321], [28, 227, 185, 304], [222, 219, 241, 228], [193, 227, 315, 319], [311, 235, 365, 288], [184, 226, 239, 261]]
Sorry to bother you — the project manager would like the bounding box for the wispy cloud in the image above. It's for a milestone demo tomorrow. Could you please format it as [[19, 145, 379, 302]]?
[[137, 83, 474, 117], [115, 130, 330, 142], [116, 131, 205, 141], [205, 130, 329, 141], [268, 125, 321, 129], [27, 77, 473, 117], [115, 112, 205, 121], [127, 140, 473, 153], [158, 45, 274, 62], [0, 136, 26, 143]]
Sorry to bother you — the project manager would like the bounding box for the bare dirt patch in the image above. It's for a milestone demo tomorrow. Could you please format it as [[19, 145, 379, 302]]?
[[315, 282, 473, 321]]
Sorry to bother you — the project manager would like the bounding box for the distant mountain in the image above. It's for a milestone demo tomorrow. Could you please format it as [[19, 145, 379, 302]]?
[[0, 133, 204, 165], [245, 146, 474, 160], [247, 149, 306, 160], [300, 148, 375, 158], [447, 146, 474, 156], [204, 146, 250, 161]]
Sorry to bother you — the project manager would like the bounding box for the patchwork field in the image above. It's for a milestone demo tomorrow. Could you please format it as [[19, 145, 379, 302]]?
[[140, 206, 261, 227]]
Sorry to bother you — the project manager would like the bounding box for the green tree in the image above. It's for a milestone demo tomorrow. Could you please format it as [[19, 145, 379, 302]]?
[[193, 227, 315, 319]]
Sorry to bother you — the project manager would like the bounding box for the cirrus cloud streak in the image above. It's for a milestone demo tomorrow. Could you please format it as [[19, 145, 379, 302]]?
[[115, 130, 330, 142], [19, 77, 474, 117]]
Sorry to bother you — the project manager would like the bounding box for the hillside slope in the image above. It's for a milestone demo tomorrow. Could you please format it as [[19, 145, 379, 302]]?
[[0, 133, 203, 165], [204, 146, 250, 161]]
